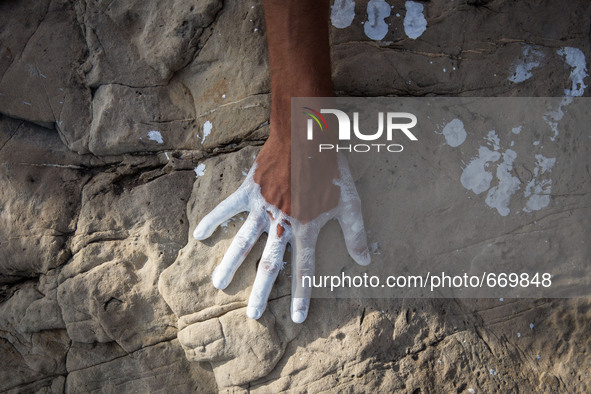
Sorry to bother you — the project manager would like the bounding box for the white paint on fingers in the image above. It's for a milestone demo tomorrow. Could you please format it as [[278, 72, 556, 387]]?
[[211, 211, 268, 289], [247, 224, 290, 319], [193, 185, 251, 240], [291, 297, 310, 324]]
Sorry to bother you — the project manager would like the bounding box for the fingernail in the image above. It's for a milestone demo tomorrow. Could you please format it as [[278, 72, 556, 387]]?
[[193, 223, 208, 240], [211, 271, 228, 290], [246, 306, 263, 319], [292, 311, 307, 324], [355, 249, 371, 266]]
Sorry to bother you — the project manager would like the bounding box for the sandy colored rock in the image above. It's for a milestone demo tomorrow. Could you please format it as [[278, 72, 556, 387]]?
[[76, 0, 223, 87], [0, 0, 91, 152], [0, 0, 590, 392], [0, 117, 90, 278], [57, 245, 178, 351], [65, 339, 216, 393], [0, 280, 70, 392], [71, 169, 193, 253], [88, 82, 197, 155], [177, 0, 271, 149]]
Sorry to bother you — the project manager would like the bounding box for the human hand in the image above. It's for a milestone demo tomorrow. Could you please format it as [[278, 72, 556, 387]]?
[[192, 152, 370, 323]]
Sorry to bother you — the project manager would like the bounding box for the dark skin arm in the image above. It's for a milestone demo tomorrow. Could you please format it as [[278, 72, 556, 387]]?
[[254, 0, 338, 222]]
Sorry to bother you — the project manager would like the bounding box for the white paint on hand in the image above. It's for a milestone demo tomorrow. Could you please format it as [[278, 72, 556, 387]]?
[[194, 163, 206, 178], [364, 0, 391, 41], [148, 130, 163, 144], [485, 149, 520, 216], [331, 0, 356, 29], [203, 120, 213, 143], [557, 47, 588, 97], [404, 1, 427, 40], [509, 45, 544, 83], [460, 146, 501, 194], [194, 154, 370, 323], [442, 118, 467, 147]]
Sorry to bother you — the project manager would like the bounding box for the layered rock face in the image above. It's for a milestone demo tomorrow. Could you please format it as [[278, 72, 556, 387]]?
[[1, 0, 590, 392]]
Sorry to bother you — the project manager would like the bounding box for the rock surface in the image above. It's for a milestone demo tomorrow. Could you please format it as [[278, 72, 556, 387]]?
[[1, 0, 590, 392]]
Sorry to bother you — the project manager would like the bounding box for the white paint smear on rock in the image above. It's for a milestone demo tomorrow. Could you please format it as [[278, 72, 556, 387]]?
[[147, 130, 163, 144], [442, 118, 467, 147], [544, 97, 572, 141], [485, 149, 520, 216], [331, 0, 356, 29], [460, 146, 501, 194], [557, 47, 588, 97], [486, 130, 500, 151], [404, 1, 427, 40], [509, 45, 544, 83], [194, 163, 206, 178], [364, 0, 390, 41], [523, 154, 556, 212], [203, 120, 212, 143], [541, 47, 587, 140]]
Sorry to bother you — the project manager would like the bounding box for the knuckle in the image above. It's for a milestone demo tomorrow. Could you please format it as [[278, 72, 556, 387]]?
[[297, 268, 314, 278], [233, 233, 249, 249], [260, 260, 281, 275]]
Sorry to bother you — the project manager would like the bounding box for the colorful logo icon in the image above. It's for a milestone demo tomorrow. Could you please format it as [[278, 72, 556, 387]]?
[[302, 107, 329, 131]]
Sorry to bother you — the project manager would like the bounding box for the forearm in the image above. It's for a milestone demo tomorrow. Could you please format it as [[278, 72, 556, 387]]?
[[255, 0, 336, 219], [263, 0, 333, 146]]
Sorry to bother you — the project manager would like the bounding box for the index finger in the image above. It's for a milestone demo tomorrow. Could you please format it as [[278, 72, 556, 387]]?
[[193, 185, 250, 240]]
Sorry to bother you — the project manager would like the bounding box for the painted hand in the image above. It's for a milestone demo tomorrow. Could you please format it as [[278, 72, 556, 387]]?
[[192, 153, 370, 323]]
